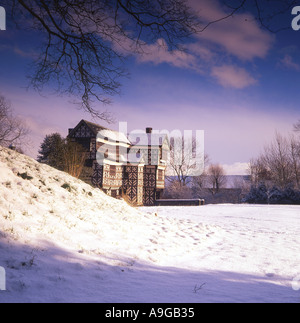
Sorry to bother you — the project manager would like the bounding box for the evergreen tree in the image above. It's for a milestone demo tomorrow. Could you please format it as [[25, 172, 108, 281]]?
[[37, 133, 65, 171], [242, 183, 268, 204], [269, 186, 284, 204], [283, 187, 300, 205]]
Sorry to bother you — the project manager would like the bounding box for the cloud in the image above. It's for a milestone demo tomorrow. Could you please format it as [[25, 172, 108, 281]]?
[[189, 0, 274, 61], [211, 65, 257, 89], [222, 162, 249, 176], [0, 43, 38, 59], [111, 0, 273, 74], [13, 47, 37, 59], [136, 39, 200, 71], [120, 0, 274, 89], [278, 54, 300, 71]]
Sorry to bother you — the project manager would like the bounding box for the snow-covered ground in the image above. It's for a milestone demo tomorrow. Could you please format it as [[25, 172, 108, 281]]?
[[0, 146, 299, 303]]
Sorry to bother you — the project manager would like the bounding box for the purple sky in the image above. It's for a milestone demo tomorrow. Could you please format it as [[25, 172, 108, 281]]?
[[1, 0, 300, 175]]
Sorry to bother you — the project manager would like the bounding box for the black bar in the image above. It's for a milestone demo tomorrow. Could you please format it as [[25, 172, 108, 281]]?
[[99, 304, 205, 321]]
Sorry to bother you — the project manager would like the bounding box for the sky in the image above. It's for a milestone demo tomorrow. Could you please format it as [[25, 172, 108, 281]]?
[[1, 0, 300, 175]]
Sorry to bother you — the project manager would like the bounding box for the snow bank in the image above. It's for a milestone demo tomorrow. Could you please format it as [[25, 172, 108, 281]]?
[[0, 146, 299, 303], [0, 147, 215, 302]]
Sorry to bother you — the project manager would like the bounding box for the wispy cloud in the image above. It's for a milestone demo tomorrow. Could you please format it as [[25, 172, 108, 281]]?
[[118, 0, 274, 89], [136, 39, 200, 71], [0, 43, 38, 59], [13, 46, 37, 59], [211, 65, 257, 89], [278, 54, 300, 71], [189, 0, 274, 61]]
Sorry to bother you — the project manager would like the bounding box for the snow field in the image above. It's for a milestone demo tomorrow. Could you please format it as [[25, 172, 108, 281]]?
[[0, 146, 300, 303], [144, 204, 300, 302]]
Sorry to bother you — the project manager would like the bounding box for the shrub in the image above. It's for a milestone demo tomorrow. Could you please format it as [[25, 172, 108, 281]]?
[[242, 183, 268, 204], [17, 172, 33, 181], [243, 184, 300, 205], [268, 186, 284, 204], [61, 183, 72, 192], [282, 187, 300, 205]]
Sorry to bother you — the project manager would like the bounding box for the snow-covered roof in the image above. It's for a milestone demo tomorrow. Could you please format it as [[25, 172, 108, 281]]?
[[69, 120, 130, 145], [97, 129, 131, 145]]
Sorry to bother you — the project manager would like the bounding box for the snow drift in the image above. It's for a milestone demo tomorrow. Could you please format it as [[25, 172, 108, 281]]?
[[0, 146, 300, 303]]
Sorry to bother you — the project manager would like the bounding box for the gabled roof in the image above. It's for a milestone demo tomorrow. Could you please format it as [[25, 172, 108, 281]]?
[[69, 120, 170, 149], [69, 120, 130, 145], [83, 120, 107, 136], [68, 119, 106, 138]]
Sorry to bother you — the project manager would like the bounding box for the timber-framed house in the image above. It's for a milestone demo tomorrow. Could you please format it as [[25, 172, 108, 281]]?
[[68, 120, 170, 206]]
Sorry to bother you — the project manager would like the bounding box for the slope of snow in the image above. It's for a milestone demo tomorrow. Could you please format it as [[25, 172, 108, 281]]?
[[0, 146, 299, 303]]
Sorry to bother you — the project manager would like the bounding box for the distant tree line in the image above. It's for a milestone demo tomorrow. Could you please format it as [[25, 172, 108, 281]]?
[[164, 121, 300, 205], [242, 183, 300, 205], [243, 120, 300, 204]]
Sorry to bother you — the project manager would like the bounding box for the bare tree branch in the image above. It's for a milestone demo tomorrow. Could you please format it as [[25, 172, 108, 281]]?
[[3, 0, 297, 119], [0, 95, 29, 148], [294, 120, 300, 133], [5, 0, 200, 119], [220, 0, 298, 33]]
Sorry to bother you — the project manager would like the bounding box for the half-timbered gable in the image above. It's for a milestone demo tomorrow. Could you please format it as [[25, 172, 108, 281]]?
[[68, 120, 105, 183], [68, 120, 170, 206]]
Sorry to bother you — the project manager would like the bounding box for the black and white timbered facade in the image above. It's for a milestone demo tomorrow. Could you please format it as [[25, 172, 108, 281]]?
[[68, 120, 170, 206]]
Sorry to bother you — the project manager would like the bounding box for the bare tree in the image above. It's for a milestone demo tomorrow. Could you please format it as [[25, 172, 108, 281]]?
[[248, 157, 272, 187], [62, 139, 86, 179], [262, 133, 294, 189], [249, 132, 300, 189], [289, 135, 300, 189], [4, 0, 295, 118], [191, 154, 210, 195], [167, 135, 203, 187], [0, 95, 28, 148], [6, 0, 200, 119], [207, 164, 227, 195]]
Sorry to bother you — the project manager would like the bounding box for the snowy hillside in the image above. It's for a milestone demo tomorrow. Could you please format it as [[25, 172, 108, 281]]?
[[0, 146, 300, 303]]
